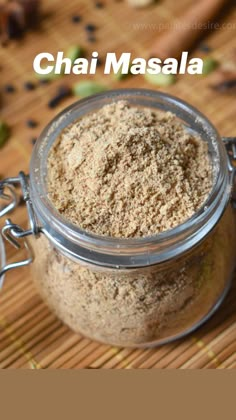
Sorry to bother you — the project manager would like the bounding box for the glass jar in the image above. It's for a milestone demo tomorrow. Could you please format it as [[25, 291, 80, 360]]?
[[0, 89, 236, 347]]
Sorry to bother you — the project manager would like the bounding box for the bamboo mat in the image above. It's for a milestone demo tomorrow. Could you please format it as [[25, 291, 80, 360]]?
[[0, 0, 236, 369]]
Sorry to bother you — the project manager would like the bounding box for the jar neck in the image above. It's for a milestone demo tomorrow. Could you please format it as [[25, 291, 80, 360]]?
[[29, 89, 231, 269]]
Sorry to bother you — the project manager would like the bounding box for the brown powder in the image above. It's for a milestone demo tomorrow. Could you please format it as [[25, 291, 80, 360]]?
[[31, 206, 235, 346], [47, 101, 212, 238]]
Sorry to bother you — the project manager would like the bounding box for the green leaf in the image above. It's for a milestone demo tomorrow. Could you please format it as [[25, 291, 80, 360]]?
[[66, 45, 84, 63], [201, 57, 219, 75], [144, 72, 176, 86], [113, 66, 132, 81], [72, 81, 107, 98]]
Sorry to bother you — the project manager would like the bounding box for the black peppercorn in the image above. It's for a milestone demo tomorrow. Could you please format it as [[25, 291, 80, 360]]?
[[26, 119, 38, 128], [71, 15, 82, 24], [24, 81, 36, 91], [85, 23, 96, 32], [95, 2, 104, 8], [4, 84, 15, 93], [48, 84, 72, 108]]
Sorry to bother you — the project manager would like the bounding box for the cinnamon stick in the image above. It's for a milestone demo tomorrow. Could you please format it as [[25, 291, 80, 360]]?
[[150, 0, 229, 59]]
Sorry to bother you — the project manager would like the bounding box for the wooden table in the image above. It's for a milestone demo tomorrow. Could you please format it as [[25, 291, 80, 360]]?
[[0, 0, 236, 369]]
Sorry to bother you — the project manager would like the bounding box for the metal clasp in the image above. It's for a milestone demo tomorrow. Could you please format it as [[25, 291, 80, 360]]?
[[0, 171, 40, 287], [222, 137, 236, 206]]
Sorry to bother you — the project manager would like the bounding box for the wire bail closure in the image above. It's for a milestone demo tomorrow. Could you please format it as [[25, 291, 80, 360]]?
[[0, 171, 40, 287]]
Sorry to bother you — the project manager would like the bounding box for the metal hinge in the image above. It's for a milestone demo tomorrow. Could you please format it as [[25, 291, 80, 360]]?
[[0, 171, 41, 287]]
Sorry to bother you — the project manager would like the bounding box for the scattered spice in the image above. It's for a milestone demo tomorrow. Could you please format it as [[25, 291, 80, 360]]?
[[21, 0, 41, 27], [71, 14, 82, 24], [144, 72, 176, 87], [85, 23, 96, 33], [95, 1, 104, 8], [201, 57, 219, 75], [4, 84, 16, 93], [114, 66, 132, 81], [72, 81, 107, 98], [198, 43, 212, 53], [0, 0, 41, 44], [31, 137, 37, 145], [48, 97, 61, 109], [66, 45, 84, 63], [0, 121, 10, 148], [26, 119, 38, 128], [48, 84, 71, 108], [211, 78, 236, 92], [24, 81, 36, 91], [47, 101, 212, 238], [57, 85, 72, 96], [0, 1, 25, 42]]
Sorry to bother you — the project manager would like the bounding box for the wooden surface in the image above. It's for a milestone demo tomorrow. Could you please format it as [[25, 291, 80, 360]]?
[[0, 0, 236, 369]]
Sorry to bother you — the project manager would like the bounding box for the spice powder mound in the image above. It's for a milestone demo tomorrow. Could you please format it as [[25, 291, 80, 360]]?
[[47, 101, 213, 237]]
